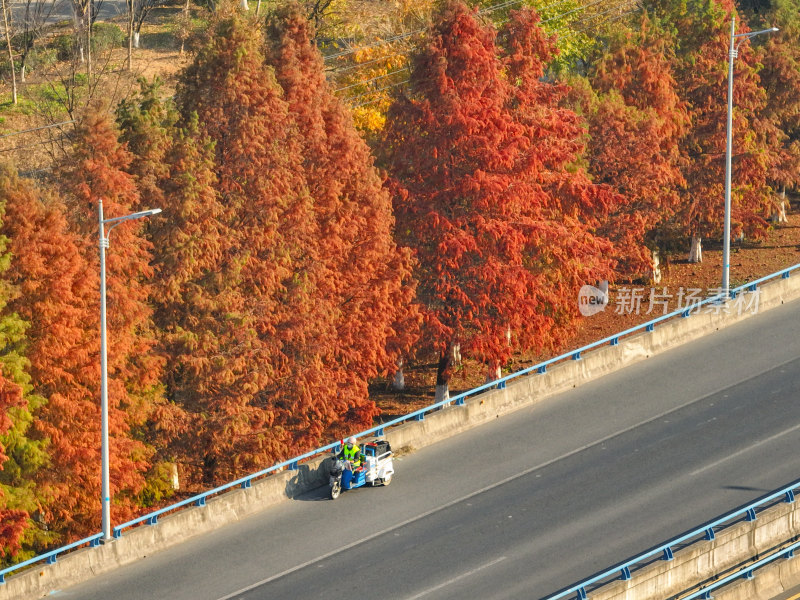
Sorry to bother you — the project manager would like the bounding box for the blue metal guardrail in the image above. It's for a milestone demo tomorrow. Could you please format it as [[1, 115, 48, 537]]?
[[542, 479, 800, 600], [1, 261, 799, 585]]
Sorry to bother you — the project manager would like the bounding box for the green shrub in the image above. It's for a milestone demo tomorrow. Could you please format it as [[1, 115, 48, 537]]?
[[24, 47, 58, 74], [51, 33, 76, 61], [91, 22, 125, 52]]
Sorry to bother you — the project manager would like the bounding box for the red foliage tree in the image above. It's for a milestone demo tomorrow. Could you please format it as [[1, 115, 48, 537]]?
[[0, 374, 28, 560], [43, 111, 161, 532], [0, 165, 102, 548], [758, 29, 800, 221], [264, 4, 419, 443], [382, 2, 615, 398], [174, 7, 323, 483], [0, 329, 30, 561], [585, 21, 688, 276], [665, 0, 774, 261]]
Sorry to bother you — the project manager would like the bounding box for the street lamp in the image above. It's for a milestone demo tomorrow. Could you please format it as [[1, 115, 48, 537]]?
[[723, 18, 778, 298], [98, 198, 162, 541]]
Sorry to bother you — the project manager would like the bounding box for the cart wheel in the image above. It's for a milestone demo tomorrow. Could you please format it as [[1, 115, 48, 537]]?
[[381, 473, 392, 486], [330, 481, 341, 499]]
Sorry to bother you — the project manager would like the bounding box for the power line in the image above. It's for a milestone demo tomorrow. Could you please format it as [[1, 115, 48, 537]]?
[[350, 79, 411, 106], [330, 0, 629, 96], [0, 119, 76, 141], [327, 52, 404, 74], [0, 135, 69, 153], [560, 2, 640, 39], [323, 0, 577, 64], [342, 0, 637, 107], [334, 67, 410, 93]]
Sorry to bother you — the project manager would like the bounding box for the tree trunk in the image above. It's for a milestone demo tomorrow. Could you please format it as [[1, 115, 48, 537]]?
[[434, 349, 451, 404], [73, 4, 85, 63], [772, 188, 788, 224], [485, 364, 502, 383], [240, 0, 248, 10], [391, 358, 405, 391], [133, 30, 140, 48], [86, 11, 92, 80], [20, 62, 25, 82], [255, 0, 262, 15], [2, 0, 17, 105], [180, 0, 189, 55], [451, 343, 461, 367], [127, 12, 133, 70], [651, 248, 661, 284], [688, 236, 702, 263], [171, 463, 180, 490]]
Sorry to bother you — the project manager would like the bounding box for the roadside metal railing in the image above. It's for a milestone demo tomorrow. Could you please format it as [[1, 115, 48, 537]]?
[[542, 479, 800, 600], [2, 261, 799, 585]]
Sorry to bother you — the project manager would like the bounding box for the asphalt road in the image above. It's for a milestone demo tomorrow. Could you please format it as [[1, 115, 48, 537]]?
[[10, 0, 128, 28], [52, 297, 800, 600]]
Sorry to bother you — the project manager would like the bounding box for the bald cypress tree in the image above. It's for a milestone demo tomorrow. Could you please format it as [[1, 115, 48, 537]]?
[[51, 113, 159, 531], [265, 4, 418, 444], [173, 6, 321, 482]]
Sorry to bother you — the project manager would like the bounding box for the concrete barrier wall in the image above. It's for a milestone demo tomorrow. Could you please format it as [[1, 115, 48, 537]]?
[[584, 498, 800, 600], [5, 273, 800, 600]]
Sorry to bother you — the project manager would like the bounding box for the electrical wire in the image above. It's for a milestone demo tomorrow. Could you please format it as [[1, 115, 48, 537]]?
[[335, 67, 411, 93], [0, 119, 76, 141], [341, 0, 637, 105], [330, 0, 632, 95], [323, 0, 577, 64], [0, 135, 69, 153]]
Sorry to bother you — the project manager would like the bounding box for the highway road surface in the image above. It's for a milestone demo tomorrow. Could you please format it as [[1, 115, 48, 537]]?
[[51, 297, 800, 600]]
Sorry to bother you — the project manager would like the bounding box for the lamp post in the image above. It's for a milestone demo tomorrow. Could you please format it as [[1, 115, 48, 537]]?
[[98, 198, 162, 541], [723, 18, 778, 298]]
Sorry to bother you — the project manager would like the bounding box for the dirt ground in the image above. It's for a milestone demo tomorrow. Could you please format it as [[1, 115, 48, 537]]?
[[371, 202, 800, 423], [0, 8, 190, 173]]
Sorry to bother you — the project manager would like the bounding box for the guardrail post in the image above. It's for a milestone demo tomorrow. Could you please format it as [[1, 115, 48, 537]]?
[[147, 515, 158, 526], [705, 527, 716, 541], [497, 380, 506, 389], [576, 588, 587, 599], [376, 427, 384, 436], [538, 365, 547, 374], [241, 479, 252, 489], [746, 508, 757, 522], [610, 337, 619, 346], [572, 351, 582, 361], [113, 529, 122, 539], [786, 490, 796, 503], [786, 548, 795, 559], [289, 462, 298, 471], [701, 592, 712, 599], [731, 289, 739, 299], [455, 397, 465, 406], [662, 546, 674, 561], [682, 309, 690, 318], [195, 496, 206, 507], [46, 554, 57, 565], [620, 566, 631, 580], [0, 573, 4, 584], [748, 283, 757, 292], [414, 413, 424, 421], [91, 538, 102, 547], [646, 323, 655, 332], [743, 569, 754, 580], [782, 271, 790, 279]]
